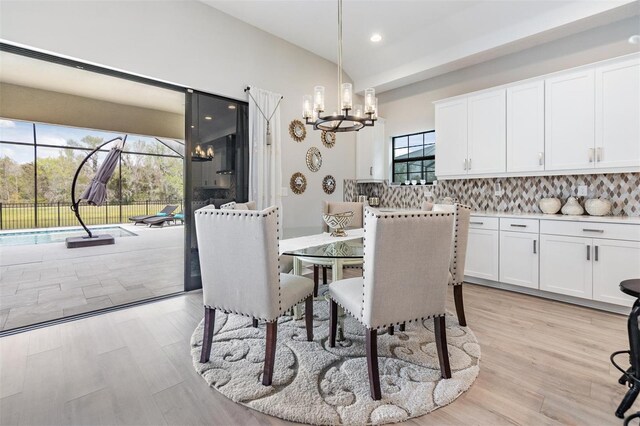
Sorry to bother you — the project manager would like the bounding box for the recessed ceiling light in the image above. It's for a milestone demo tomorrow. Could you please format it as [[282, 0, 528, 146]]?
[[204, 116, 213, 120], [228, 105, 236, 110], [191, 125, 195, 128], [370, 33, 382, 43], [629, 35, 640, 44]]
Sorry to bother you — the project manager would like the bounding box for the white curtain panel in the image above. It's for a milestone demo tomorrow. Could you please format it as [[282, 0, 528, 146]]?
[[248, 87, 283, 216]]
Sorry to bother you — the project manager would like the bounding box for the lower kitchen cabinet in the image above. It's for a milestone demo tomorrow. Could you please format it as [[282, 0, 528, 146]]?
[[539, 234, 593, 299], [592, 239, 640, 307], [499, 231, 539, 289], [465, 228, 499, 281]]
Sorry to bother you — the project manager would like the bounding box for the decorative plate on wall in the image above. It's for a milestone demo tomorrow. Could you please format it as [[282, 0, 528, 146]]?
[[306, 147, 322, 172], [289, 119, 306, 142], [290, 172, 307, 195], [322, 175, 336, 194], [321, 131, 336, 148]]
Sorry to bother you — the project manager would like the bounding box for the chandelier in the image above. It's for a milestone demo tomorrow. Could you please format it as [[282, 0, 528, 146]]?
[[302, 0, 377, 132]]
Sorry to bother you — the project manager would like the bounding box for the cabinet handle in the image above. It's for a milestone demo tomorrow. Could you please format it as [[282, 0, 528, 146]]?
[[468, 158, 472, 170], [510, 224, 527, 228], [587, 245, 591, 261], [588, 148, 594, 163], [470, 221, 484, 225], [369, 166, 372, 176], [463, 159, 467, 171], [533, 240, 537, 254], [582, 228, 604, 233], [538, 152, 544, 166], [596, 147, 602, 162], [595, 245, 599, 261]]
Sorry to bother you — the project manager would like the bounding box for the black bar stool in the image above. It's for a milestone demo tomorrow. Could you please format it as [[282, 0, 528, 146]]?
[[612, 279, 640, 419]]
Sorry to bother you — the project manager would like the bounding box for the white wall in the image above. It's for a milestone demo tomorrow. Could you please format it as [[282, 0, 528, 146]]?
[[0, 0, 356, 229], [378, 16, 640, 146]]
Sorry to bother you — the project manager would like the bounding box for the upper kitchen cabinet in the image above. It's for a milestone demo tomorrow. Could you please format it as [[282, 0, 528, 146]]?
[[544, 68, 595, 171], [434, 98, 467, 177], [595, 57, 640, 169], [356, 117, 386, 181], [506, 80, 545, 173], [467, 89, 506, 174]]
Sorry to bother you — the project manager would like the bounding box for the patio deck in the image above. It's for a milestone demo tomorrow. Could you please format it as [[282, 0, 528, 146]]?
[[0, 224, 183, 331]]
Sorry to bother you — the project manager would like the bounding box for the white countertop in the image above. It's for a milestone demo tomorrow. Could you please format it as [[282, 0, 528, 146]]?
[[470, 211, 640, 224]]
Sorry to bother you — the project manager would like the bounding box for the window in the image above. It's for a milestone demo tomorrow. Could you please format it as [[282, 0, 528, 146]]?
[[392, 130, 435, 184]]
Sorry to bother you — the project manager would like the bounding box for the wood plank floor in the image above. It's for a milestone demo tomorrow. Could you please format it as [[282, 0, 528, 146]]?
[[0, 281, 636, 425]]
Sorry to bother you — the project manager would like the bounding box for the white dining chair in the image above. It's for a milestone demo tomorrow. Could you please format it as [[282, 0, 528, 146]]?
[[194, 206, 315, 385], [426, 203, 472, 326], [328, 208, 455, 400]]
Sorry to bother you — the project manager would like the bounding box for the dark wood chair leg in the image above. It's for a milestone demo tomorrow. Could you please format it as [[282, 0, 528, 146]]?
[[434, 316, 452, 379], [200, 307, 215, 363], [329, 299, 338, 348], [454, 284, 467, 327], [313, 265, 319, 297], [387, 326, 394, 335], [305, 295, 314, 341], [399, 323, 405, 332], [322, 266, 328, 284], [252, 318, 258, 328], [366, 328, 382, 400], [263, 321, 278, 386]]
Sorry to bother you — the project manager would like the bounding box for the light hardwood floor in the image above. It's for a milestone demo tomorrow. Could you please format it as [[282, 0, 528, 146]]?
[[0, 280, 636, 425]]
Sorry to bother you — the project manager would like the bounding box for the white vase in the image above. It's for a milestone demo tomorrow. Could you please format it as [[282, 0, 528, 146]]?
[[539, 198, 561, 214], [585, 199, 612, 216], [561, 197, 584, 216]]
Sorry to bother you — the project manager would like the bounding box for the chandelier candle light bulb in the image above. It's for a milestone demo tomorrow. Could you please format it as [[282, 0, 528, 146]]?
[[314, 86, 325, 112], [303, 95, 313, 119], [341, 83, 353, 110], [365, 88, 375, 112]]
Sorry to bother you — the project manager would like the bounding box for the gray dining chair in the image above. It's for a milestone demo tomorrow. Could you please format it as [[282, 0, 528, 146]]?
[[194, 206, 315, 386], [328, 208, 455, 400], [427, 203, 472, 326]]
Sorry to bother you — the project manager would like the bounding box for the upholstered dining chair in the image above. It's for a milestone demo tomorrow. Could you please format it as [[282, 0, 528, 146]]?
[[423, 203, 472, 326], [194, 206, 315, 386], [328, 208, 455, 400], [309, 201, 365, 294]]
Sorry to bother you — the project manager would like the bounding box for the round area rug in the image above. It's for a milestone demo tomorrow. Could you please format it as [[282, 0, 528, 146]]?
[[190, 296, 480, 425]]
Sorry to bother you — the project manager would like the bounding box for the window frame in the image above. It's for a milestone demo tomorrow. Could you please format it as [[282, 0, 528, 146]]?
[[391, 130, 436, 185]]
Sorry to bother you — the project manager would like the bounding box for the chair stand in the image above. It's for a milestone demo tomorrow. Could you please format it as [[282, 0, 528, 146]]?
[[399, 323, 406, 332], [313, 265, 319, 297], [305, 296, 314, 341], [434, 316, 452, 379], [387, 326, 394, 335], [454, 285, 467, 327], [252, 318, 258, 328], [329, 300, 338, 348], [323, 266, 328, 285], [366, 329, 382, 400], [263, 321, 278, 386], [200, 307, 216, 363]]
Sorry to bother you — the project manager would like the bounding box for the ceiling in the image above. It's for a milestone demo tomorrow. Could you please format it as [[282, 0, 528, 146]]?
[[0, 51, 186, 114], [204, 0, 640, 93]]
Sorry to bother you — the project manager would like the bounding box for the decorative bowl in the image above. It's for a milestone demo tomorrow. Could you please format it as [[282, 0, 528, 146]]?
[[539, 197, 561, 214], [561, 196, 584, 216], [585, 198, 612, 216], [322, 211, 354, 237]]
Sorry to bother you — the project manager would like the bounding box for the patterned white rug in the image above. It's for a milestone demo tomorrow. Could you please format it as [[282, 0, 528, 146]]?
[[191, 296, 480, 425]]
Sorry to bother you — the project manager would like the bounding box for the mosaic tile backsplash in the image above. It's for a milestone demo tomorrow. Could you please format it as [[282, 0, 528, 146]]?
[[344, 173, 640, 216]]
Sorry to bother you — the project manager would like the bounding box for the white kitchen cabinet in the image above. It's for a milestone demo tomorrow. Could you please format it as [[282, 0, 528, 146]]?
[[499, 231, 539, 289], [540, 234, 593, 299], [592, 239, 640, 307], [465, 228, 499, 281], [435, 98, 467, 177], [595, 57, 640, 169], [467, 89, 506, 174], [506, 80, 545, 173], [545, 69, 595, 171], [356, 118, 386, 180]]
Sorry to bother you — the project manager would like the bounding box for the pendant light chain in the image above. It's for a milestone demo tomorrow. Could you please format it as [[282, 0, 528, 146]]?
[[337, 0, 343, 98]]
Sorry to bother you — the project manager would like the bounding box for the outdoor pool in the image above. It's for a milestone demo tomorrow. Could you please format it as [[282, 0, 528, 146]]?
[[0, 226, 137, 246]]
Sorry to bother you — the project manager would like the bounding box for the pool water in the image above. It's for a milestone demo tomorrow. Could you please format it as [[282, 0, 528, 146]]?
[[0, 226, 137, 246]]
